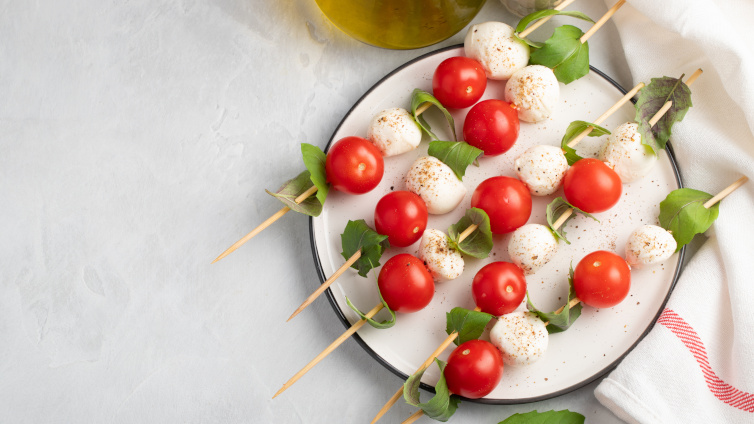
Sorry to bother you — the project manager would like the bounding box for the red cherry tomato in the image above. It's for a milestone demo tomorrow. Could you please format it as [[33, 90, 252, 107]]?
[[432, 56, 487, 109], [325, 136, 384, 194], [472, 262, 527, 316], [462, 99, 520, 156], [573, 250, 631, 308], [377, 253, 434, 313], [563, 158, 622, 213], [374, 191, 428, 248], [444, 340, 504, 399], [470, 176, 531, 234]]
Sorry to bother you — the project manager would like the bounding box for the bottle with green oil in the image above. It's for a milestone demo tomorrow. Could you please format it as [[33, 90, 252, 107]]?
[[315, 0, 487, 50]]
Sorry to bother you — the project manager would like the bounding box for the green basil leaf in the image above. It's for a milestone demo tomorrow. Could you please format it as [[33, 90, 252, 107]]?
[[445, 307, 495, 346], [411, 89, 457, 141], [266, 170, 323, 217], [346, 288, 396, 330], [546, 197, 598, 244], [428, 140, 483, 180], [301, 143, 329, 206], [447, 208, 493, 259], [560, 120, 611, 166], [635, 75, 693, 153], [499, 409, 586, 424], [403, 359, 460, 422], [515, 9, 595, 48], [340, 219, 390, 277], [658, 188, 719, 251], [526, 265, 582, 334], [530, 25, 589, 85]]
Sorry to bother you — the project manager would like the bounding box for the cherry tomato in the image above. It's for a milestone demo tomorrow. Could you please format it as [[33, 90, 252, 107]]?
[[472, 262, 527, 316], [374, 191, 428, 248], [470, 176, 531, 234], [444, 340, 504, 399], [573, 250, 631, 308], [462, 99, 520, 156], [563, 158, 622, 213], [325, 136, 384, 194], [432, 56, 487, 109], [377, 253, 434, 313]]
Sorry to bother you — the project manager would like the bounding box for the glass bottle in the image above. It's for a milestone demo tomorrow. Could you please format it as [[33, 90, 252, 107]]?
[[314, 0, 487, 50]]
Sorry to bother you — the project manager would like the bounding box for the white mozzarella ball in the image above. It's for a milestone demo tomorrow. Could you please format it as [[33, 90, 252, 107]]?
[[600, 122, 658, 183], [504, 65, 560, 122], [367, 108, 422, 157], [418, 229, 464, 281], [625, 225, 677, 268], [405, 156, 467, 215], [514, 145, 568, 196], [508, 224, 559, 275], [464, 22, 530, 80], [490, 311, 548, 366]]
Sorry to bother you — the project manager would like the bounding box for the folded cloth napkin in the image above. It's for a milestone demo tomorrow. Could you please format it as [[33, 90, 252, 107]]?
[[594, 0, 754, 422]]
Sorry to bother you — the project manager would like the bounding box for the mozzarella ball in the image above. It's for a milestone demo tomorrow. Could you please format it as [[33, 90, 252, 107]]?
[[490, 311, 548, 366], [625, 225, 677, 268], [464, 22, 530, 80], [514, 145, 568, 196], [418, 229, 464, 281], [405, 156, 467, 215], [367, 108, 422, 157], [504, 65, 559, 122], [508, 224, 559, 275], [600, 122, 658, 183]]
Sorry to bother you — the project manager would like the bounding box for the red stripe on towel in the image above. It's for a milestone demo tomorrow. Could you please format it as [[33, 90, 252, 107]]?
[[657, 309, 754, 412]]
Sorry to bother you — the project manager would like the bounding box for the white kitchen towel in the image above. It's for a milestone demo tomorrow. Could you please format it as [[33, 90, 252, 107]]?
[[594, 0, 754, 422]]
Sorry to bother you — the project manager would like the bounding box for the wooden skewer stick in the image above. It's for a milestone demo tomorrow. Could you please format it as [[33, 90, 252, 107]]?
[[277, 223, 480, 399], [415, 102, 432, 116], [215, 103, 441, 264], [399, 293, 582, 424], [402, 410, 424, 424], [567, 68, 701, 150], [289, 219, 479, 322], [518, 0, 578, 39], [287, 250, 362, 321], [371, 306, 482, 424], [566, 82, 645, 148], [212, 185, 318, 263], [580, 0, 625, 44], [703, 176, 749, 209], [648, 68, 703, 127], [273, 302, 384, 399]]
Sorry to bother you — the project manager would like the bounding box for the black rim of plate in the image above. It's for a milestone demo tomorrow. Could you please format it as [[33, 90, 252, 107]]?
[[308, 44, 685, 404]]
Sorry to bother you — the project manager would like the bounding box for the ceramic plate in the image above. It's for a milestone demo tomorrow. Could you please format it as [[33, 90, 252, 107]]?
[[309, 45, 683, 403]]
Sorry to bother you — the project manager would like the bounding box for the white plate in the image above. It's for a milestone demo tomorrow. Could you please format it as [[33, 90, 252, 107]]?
[[309, 45, 683, 403]]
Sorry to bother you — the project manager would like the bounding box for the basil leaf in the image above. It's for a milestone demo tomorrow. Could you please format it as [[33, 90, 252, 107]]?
[[445, 307, 495, 346], [560, 120, 611, 166], [530, 25, 589, 85], [526, 265, 582, 334], [515, 10, 594, 48], [346, 289, 396, 330], [635, 75, 693, 153], [428, 140, 483, 180], [499, 409, 585, 424], [411, 89, 457, 141], [301, 143, 329, 206], [447, 208, 493, 259], [403, 359, 460, 422], [340, 219, 390, 277], [546, 197, 598, 244], [266, 170, 323, 217], [658, 188, 719, 251]]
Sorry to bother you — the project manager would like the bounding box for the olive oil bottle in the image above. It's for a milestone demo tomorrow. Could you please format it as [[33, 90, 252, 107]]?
[[315, 0, 486, 49]]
